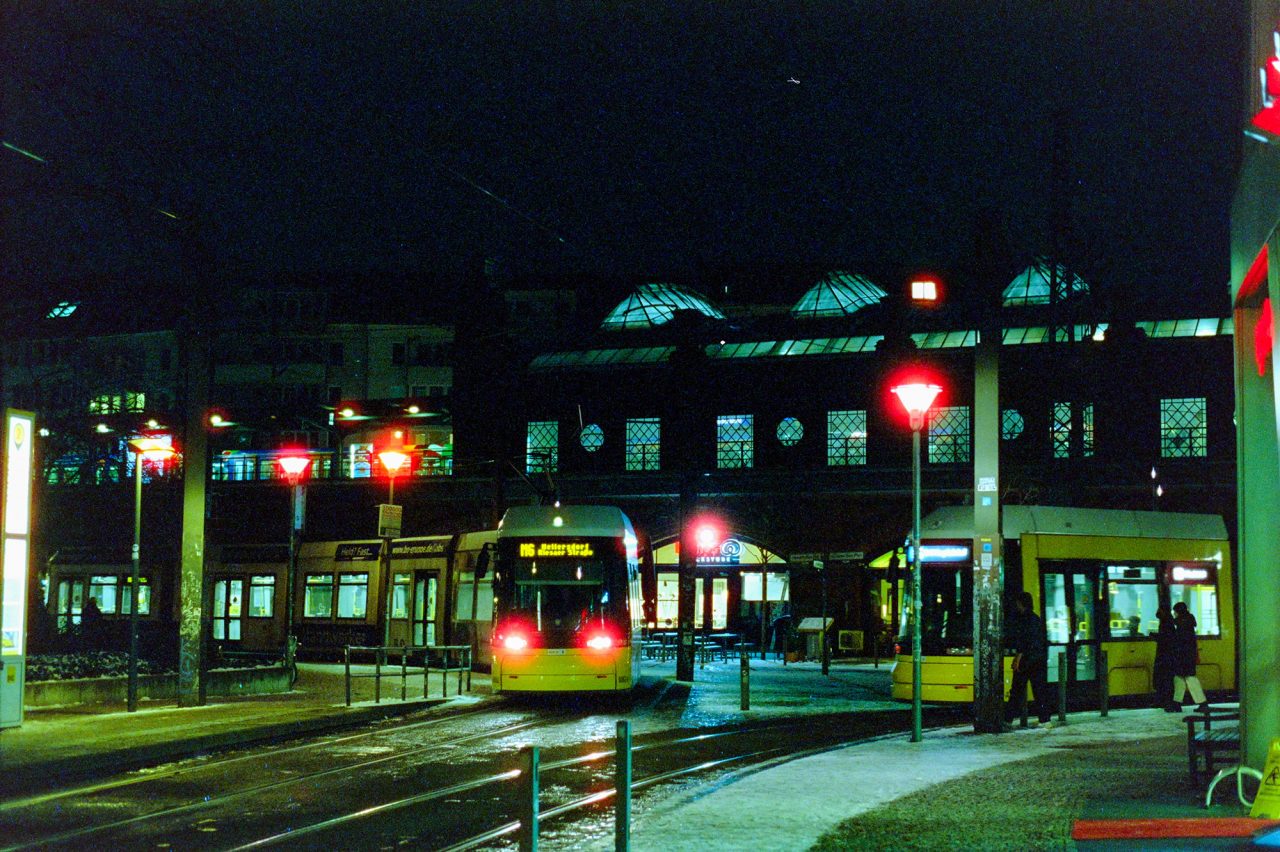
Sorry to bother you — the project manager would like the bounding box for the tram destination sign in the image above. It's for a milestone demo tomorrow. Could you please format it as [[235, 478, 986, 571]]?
[[519, 541, 595, 558]]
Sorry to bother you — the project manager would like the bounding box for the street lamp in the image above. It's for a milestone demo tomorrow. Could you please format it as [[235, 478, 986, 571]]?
[[277, 451, 311, 678], [891, 381, 942, 743], [377, 445, 410, 646], [127, 435, 176, 713]]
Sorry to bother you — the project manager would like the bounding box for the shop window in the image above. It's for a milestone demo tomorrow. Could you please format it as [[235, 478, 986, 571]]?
[[212, 578, 243, 640], [655, 572, 678, 629], [717, 415, 753, 469], [89, 575, 119, 614], [741, 572, 790, 602], [304, 574, 333, 618], [391, 573, 410, 620], [526, 420, 559, 473], [1103, 564, 1158, 638], [776, 417, 804, 447], [827, 410, 867, 466], [927, 406, 971, 463], [336, 573, 369, 619], [1160, 397, 1207, 458], [625, 418, 661, 471], [248, 575, 275, 618], [711, 577, 728, 630], [1001, 409, 1024, 440], [579, 423, 604, 453], [1051, 401, 1095, 458]]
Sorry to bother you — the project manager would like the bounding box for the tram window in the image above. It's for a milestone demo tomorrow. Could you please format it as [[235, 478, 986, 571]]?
[[336, 573, 369, 619], [455, 581, 474, 619], [248, 575, 275, 618], [1104, 564, 1158, 638], [89, 575, 119, 614], [121, 577, 152, 616], [1169, 582, 1220, 636], [391, 574, 410, 620], [304, 574, 333, 618]]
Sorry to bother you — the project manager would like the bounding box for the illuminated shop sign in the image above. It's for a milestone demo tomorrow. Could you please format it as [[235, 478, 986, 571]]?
[[392, 539, 450, 559], [519, 541, 595, 558], [335, 543, 380, 561], [1165, 563, 1217, 585], [907, 543, 971, 563], [697, 537, 743, 566]]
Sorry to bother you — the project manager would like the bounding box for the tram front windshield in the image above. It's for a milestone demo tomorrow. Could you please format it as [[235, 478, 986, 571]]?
[[898, 562, 974, 655], [497, 543, 629, 645]]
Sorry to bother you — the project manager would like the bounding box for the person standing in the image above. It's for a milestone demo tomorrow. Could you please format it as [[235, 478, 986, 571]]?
[[1152, 606, 1176, 709], [1166, 601, 1207, 711], [1005, 591, 1051, 726]]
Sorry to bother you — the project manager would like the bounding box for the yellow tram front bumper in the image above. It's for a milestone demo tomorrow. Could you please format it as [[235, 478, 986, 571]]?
[[492, 646, 635, 693]]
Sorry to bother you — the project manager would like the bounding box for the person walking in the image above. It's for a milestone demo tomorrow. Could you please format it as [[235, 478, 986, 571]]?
[[1152, 606, 1176, 709], [1166, 601, 1207, 711], [1005, 591, 1051, 727]]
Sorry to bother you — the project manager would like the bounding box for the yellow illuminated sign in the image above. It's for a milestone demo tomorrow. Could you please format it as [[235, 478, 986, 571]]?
[[2, 410, 34, 658], [518, 541, 596, 559]]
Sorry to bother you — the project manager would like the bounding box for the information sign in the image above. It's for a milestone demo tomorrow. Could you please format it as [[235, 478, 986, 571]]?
[[1, 410, 35, 730], [378, 504, 402, 539]]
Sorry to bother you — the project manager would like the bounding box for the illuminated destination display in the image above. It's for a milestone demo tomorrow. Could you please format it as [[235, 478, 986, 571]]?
[[1166, 563, 1217, 585], [518, 541, 595, 558]]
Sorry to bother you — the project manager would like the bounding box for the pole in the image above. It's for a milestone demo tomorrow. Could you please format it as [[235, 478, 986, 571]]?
[[129, 451, 143, 713], [615, 720, 631, 852], [521, 745, 540, 852], [285, 482, 303, 678], [740, 652, 750, 710], [382, 475, 395, 647], [911, 424, 923, 743], [820, 562, 829, 676]]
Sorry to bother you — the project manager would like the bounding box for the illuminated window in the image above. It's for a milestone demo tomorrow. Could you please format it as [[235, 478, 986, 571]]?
[[776, 417, 804, 446], [248, 575, 275, 618], [625, 418, 660, 471], [911, 279, 938, 302], [337, 573, 369, 619], [526, 421, 559, 473], [656, 572, 679, 628], [927, 406, 971, 464], [122, 576, 152, 616], [1103, 564, 1158, 639], [579, 423, 604, 453], [1169, 573, 1220, 636], [1160, 398, 1207, 458], [716, 415, 753, 469], [304, 575, 333, 618], [89, 575, 119, 614], [1051, 402, 1095, 458], [827, 410, 867, 466], [391, 573, 410, 619], [88, 392, 145, 414], [1001, 409, 1024, 441], [46, 300, 79, 319]]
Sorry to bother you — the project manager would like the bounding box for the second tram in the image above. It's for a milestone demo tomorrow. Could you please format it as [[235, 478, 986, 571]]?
[[888, 504, 1235, 705], [490, 504, 643, 694]]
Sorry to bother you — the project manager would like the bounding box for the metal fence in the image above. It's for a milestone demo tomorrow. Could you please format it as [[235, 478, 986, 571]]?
[[343, 644, 472, 706]]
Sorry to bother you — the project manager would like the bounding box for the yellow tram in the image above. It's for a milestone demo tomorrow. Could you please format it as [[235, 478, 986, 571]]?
[[885, 505, 1234, 705], [490, 504, 643, 694]]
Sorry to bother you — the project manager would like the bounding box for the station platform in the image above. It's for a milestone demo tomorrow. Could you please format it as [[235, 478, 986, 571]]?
[[0, 656, 1274, 850]]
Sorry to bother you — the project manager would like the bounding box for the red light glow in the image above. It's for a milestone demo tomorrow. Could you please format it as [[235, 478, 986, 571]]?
[[502, 634, 529, 651], [695, 523, 722, 552], [585, 634, 614, 651], [1257, 298, 1274, 378]]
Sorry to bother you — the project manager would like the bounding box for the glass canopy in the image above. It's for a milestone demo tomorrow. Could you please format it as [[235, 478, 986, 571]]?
[[790, 271, 887, 318], [600, 283, 725, 330], [1002, 259, 1090, 306]]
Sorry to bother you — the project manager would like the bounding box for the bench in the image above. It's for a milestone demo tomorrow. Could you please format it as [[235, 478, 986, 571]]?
[[1185, 703, 1240, 785]]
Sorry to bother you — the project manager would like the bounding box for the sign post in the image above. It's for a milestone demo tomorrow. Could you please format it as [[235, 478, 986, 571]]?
[[1, 410, 35, 730], [379, 504, 402, 646]]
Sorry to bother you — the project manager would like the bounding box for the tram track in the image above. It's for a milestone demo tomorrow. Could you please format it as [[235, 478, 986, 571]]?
[[0, 707, 578, 852]]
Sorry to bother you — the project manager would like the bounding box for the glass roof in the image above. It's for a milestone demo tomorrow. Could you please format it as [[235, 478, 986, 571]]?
[[790, 271, 887, 318], [600, 283, 725, 330], [1002, 259, 1090, 307]]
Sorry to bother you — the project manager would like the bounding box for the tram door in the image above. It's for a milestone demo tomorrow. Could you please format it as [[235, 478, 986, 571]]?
[[412, 573, 438, 646], [1040, 562, 1099, 693], [55, 578, 86, 632]]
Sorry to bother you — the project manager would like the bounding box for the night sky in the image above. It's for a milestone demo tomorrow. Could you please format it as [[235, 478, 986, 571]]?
[[0, 1, 1245, 314]]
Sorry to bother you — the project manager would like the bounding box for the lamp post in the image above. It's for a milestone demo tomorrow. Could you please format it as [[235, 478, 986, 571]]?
[[377, 446, 409, 646], [127, 436, 176, 713], [277, 452, 311, 677], [891, 381, 942, 743]]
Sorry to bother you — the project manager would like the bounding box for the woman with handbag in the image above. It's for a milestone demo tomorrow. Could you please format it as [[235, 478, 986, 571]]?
[[1166, 601, 1207, 711]]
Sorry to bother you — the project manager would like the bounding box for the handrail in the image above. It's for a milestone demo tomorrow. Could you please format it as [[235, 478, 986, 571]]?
[[343, 644, 473, 706]]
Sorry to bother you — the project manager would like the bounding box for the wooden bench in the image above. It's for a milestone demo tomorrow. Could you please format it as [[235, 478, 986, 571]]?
[[1184, 703, 1240, 785]]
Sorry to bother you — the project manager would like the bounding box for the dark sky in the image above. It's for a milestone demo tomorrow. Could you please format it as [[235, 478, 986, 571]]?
[[0, 1, 1245, 314]]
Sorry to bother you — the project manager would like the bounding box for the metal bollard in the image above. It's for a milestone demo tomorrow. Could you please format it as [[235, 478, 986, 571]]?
[[616, 720, 631, 852], [521, 745, 540, 852], [1057, 651, 1068, 724], [1098, 649, 1109, 717], [344, 645, 352, 707], [740, 653, 750, 711]]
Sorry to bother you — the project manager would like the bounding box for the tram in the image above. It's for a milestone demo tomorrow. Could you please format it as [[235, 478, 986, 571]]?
[[490, 504, 643, 694], [886, 505, 1235, 705]]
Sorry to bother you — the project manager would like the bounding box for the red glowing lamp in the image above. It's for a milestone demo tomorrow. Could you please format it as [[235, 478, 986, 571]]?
[[278, 451, 312, 485], [378, 448, 409, 476], [891, 382, 943, 431]]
